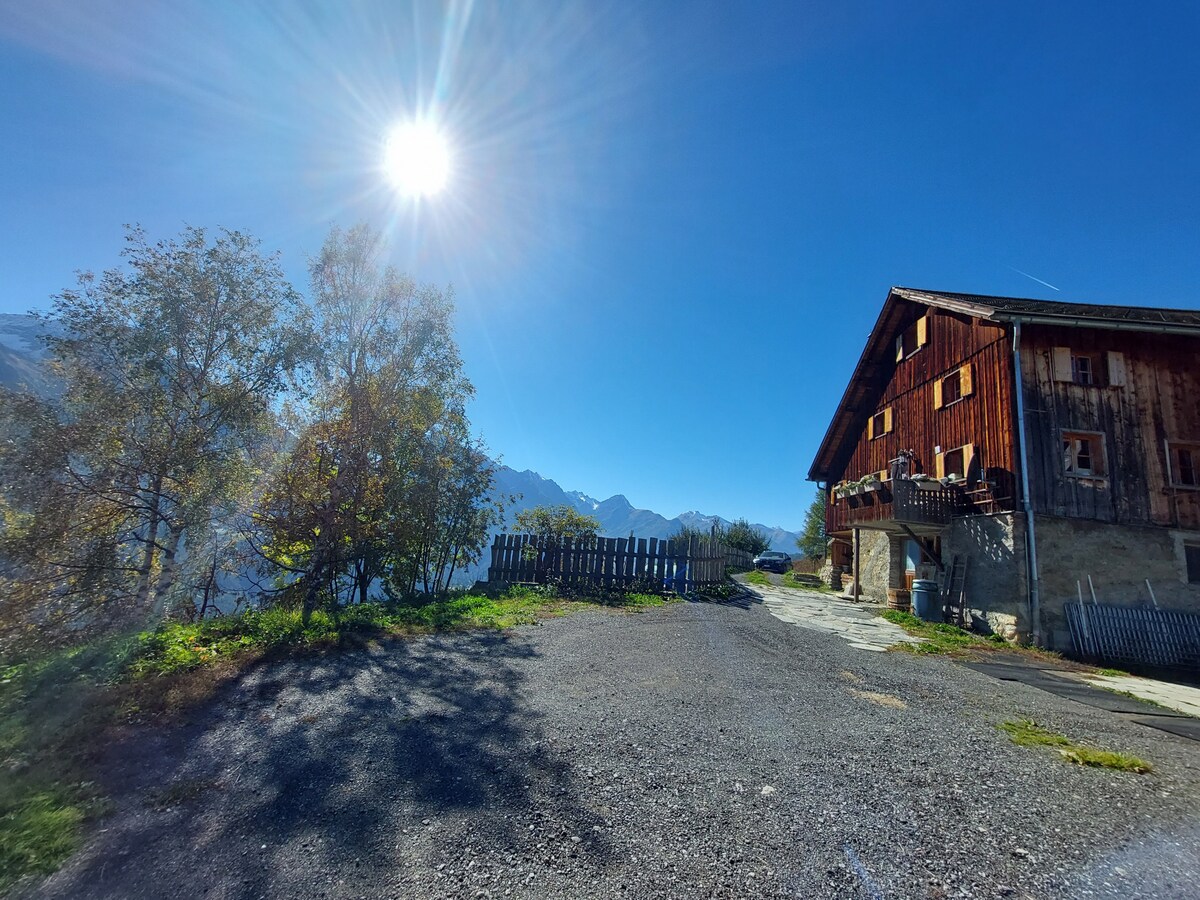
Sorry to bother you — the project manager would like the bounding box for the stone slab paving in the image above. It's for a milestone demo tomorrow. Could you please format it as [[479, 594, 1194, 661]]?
[[746, 582, 922, 652], [1084, 673, 1200, 718]]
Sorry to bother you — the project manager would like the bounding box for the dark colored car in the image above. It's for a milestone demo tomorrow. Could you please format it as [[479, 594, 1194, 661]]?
[[753, 551, 792, 573]]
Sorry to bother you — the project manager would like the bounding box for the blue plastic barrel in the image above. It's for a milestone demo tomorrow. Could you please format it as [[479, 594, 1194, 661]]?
[[911, 579, 941, 622]]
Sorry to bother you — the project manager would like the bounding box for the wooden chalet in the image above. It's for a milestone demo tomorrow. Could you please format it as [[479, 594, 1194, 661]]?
[[809, 287, 1200, 653]]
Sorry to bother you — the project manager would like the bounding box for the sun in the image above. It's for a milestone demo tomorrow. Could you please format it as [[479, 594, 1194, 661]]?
[[383, 121, 451, 197]]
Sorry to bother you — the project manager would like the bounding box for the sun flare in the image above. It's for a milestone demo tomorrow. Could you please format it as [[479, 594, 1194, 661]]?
[[383, 121, 451, 197]]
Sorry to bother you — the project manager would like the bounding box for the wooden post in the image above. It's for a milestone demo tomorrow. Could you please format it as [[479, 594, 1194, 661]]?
[[853, 527, 861, 600]]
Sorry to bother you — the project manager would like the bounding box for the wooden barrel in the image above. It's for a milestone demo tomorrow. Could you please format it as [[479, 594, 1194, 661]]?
[[886, 588, 911, 611]]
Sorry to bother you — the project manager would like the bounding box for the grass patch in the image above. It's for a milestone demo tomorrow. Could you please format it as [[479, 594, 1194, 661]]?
[[879, 610, 982, 655], [743, 570, 772, 587], [1099, 688, 1175, 712], [127, 587, 591, 678], [1097, 667, 1130, 678], [880, 609, 1061, 662], [780, 572, 835, 592], [0, 790, 85, 888], [999, 719, 1152, 773]]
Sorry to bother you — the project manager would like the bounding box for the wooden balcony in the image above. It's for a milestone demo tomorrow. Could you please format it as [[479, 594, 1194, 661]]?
[[828, 478, 970, 536]]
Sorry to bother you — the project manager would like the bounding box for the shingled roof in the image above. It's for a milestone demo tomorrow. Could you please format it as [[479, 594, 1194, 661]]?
[[891, 287, 1200, 329], [807, 287, 1200, 483]]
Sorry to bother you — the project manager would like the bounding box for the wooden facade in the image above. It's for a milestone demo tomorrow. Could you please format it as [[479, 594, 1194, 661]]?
[[811, 287, 1200, 650], [1020, 325, 1200, 530], [825, 302, 1018, 535]]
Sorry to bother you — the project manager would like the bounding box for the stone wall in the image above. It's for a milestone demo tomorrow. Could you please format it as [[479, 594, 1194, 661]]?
[[940, 512, 1028, 641], [854, 530, 891, 601], [1032, 516, 1200, 651]]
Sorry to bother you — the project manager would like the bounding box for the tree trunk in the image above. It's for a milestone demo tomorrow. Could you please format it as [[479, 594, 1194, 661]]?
[[134, 474, 164, 609], [150, 524, 184, 621]]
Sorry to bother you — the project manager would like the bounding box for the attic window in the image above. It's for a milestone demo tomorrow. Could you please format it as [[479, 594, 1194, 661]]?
[[1072, 354, 1094, 385], [1052, 347, 1114, 387], [895, 315, 929, 362]]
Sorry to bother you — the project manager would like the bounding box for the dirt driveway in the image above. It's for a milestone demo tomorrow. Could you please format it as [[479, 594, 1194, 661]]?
[[23, 598, 1200, 899]]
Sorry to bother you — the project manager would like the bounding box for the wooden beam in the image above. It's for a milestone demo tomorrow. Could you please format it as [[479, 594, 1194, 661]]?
[[899, 524, 944, 572]]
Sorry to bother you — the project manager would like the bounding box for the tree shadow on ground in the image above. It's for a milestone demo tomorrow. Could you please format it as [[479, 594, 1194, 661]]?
[[32, 629, 613, 899]]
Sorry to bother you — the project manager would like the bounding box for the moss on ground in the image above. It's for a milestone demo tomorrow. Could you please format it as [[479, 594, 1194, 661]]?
[[999, 719, 1152, 773]]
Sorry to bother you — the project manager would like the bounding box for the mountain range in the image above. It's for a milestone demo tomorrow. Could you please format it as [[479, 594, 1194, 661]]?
[[491, 465, 800, 551]]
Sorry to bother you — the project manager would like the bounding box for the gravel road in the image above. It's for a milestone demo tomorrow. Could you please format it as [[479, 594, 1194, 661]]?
[[25, 597, 1200, 900]]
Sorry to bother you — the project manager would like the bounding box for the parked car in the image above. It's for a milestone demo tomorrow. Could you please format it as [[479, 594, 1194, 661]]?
[[752, 551, 792, 573]]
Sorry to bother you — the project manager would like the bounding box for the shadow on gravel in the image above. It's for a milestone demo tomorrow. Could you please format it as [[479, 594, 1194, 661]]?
[[43, 630, 615, 898]]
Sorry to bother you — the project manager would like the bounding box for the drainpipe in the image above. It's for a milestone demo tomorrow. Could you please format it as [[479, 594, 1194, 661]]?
[[1012, 322, 1042, 645]]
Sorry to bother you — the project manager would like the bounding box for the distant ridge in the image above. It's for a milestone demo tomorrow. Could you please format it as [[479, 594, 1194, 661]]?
[[489, 465, 800, 554]]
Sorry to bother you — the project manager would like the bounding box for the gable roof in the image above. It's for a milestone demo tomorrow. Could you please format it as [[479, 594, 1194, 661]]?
[[891, 287, 1200, 329], [807, 287, 1200, 484]]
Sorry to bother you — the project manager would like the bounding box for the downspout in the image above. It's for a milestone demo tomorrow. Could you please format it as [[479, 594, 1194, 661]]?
[[1012, 322, 1042, 645]]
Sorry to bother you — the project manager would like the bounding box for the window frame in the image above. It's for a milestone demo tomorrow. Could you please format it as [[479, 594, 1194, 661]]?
[[1071, 353, 1095, 386], [1167, 441, 1200, 490], [895, 314, 930, 362], [1061, 429, 1108, 480], [867, 406, 894, 441], [1185, 543, 1200, 585], [934, 362, 974, 411]]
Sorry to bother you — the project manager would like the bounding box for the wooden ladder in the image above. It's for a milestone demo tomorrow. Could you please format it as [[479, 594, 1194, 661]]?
[[940, 554, 969, 627]]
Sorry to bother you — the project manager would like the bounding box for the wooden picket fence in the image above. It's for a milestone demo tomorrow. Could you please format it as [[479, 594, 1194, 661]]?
[[486, 533, 741, 590]]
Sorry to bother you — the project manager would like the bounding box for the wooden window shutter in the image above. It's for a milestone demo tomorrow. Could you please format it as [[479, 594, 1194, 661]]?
[[964, 442, 976, 471], [935, 451, 945, 479], [895, 335, 904, 363], [1106, 351, 1127, 387], [878, 469, 889, 482], [867, 415, 875, 440], [960, 363, 974, 396], [1052, 347, 1073, 382], [916, 315, 929, 347], [933, 378, 944, 410], [883, 407, 894, 434]]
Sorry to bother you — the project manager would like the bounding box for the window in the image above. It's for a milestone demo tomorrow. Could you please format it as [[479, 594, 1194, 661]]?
[[1187, 544, 1200, 584], [1051, 347, 1118, 387], [943, 446, 966, 478], [867, 407, 893, 440], [934, 363, 974, 410], [894, 315, 929, 362], [935, 442, 975, 481], [1062, 431, 1106, 478], [1168, 442, 1200, 488], [1072, 354, 1094, 385]]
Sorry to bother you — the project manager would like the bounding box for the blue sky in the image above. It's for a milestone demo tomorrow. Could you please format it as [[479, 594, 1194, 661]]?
[[2, 1, 1199, 531]]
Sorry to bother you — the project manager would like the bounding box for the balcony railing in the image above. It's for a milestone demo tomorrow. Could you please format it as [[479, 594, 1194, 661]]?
[[830, 478, 968, 533]]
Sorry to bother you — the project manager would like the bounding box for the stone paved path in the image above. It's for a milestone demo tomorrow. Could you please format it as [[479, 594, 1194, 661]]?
[[1084, 672, 1200, 718], [741, 580, 922, 652]]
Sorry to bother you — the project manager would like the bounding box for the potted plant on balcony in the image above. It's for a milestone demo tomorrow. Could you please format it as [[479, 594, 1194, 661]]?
[[862, 474, 883, 493], [910, 474, 942, 492]]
